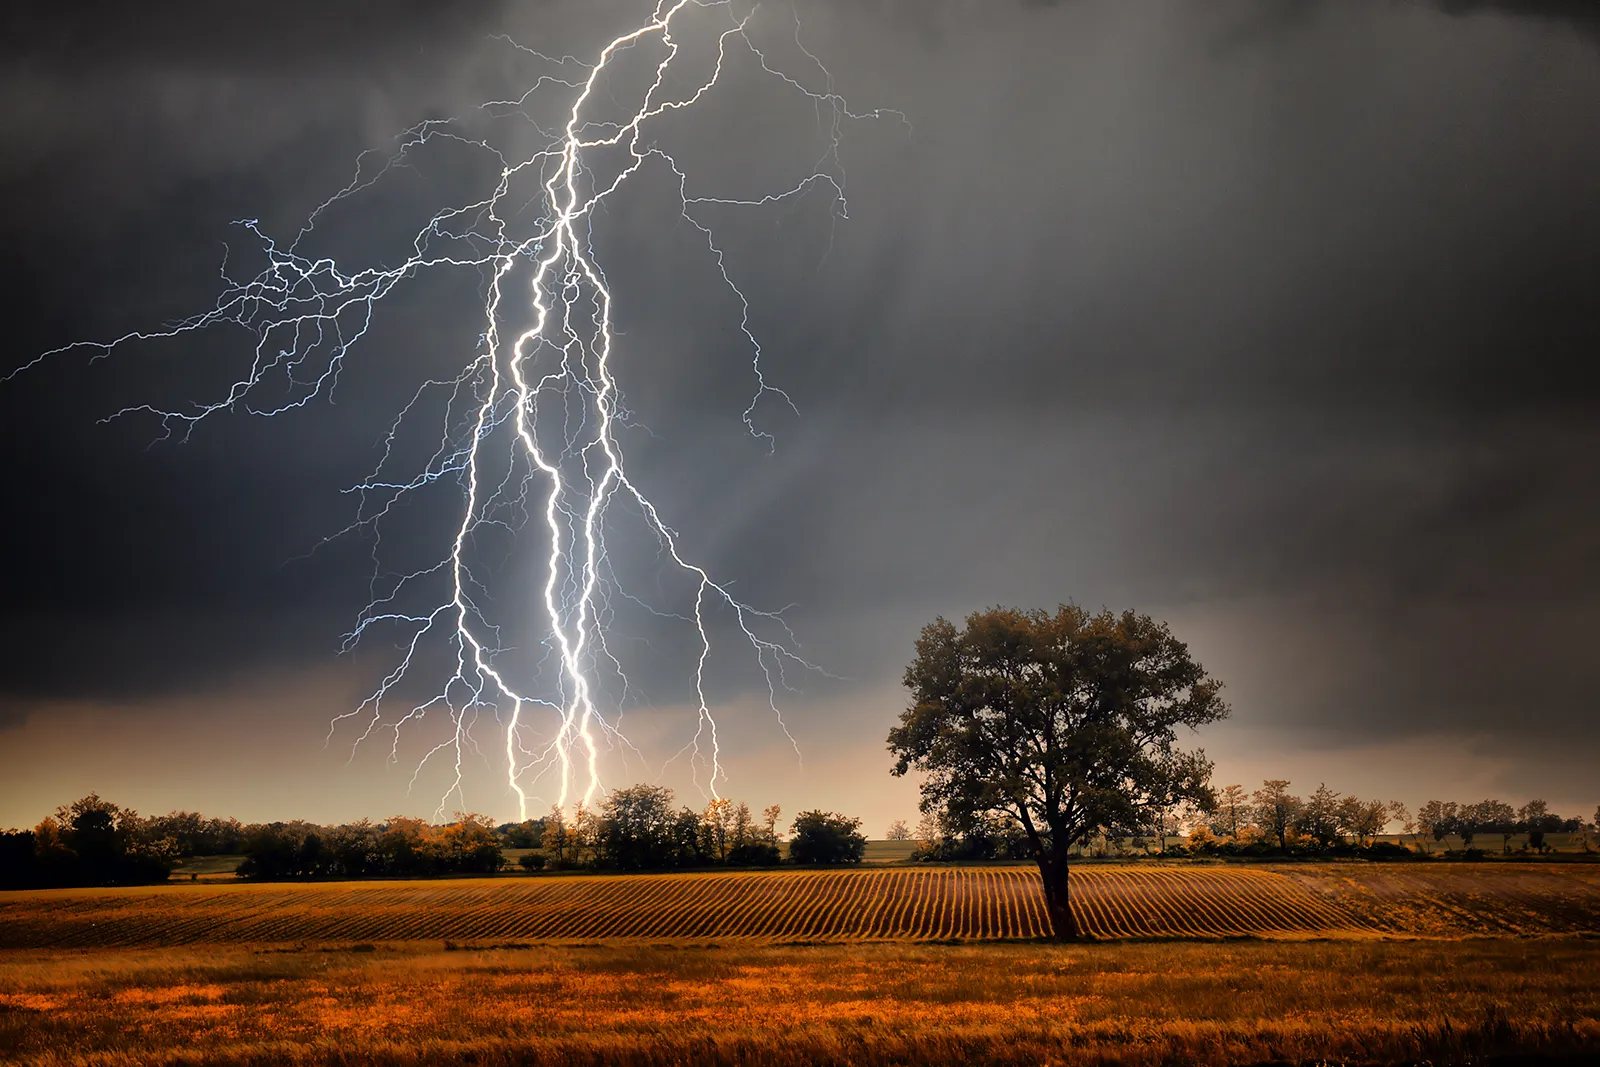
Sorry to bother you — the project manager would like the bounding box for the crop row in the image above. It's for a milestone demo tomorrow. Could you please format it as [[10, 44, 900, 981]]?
[[0, 866, 1388, 948]]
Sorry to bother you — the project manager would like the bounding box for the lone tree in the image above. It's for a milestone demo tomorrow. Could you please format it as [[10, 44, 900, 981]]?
[[889, 605, 1228, 941], [789, 811, 867, 864]]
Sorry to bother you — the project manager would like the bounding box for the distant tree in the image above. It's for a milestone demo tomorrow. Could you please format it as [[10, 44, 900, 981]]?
[[1519, 800, 1549, 852], [1296, 784, 1343, 848], [1213, 784, 1247, 839], [497, 819, 544, 850], [1252, 781, 1303, 852], [731, 803, 754, 850], [31, 817, 76, 883], [1420, 800, 1515, 853], [142, 811, 201, 857], [518, 852, 547, 871], [670, 807, 712, 866], [1482, 801, 1519, 853], [297, 832, 327, 874], [1417, 800, 1457, 850], [439, 813, 504, 873], [1338, 797, 1390, 847], [890, 605, 1228, 940], [913, 811, 1029, 862], [238, 821, 320, 879], [44, 795, 173, 886], [326, 819, 382, 876], [910, 811, 948, 859], [886, 820, 912, 841], [1145, 804, 1176, 853], [1388, 801, 1416, 850], [376, 817, 434, 874], [570, 804, 598, 866], [593, 785, 678, 871], [762, 805, 783, 842], [544, 805, 571, 867], [1456, 800, 1516, 853], [1175, 803, 1210, 839], [789, 810, 866, 865], [137, 811, 242, 858], [1513, 801, 1577, 853], [726, 800, 781, 866], [700, 799, 734, 862]]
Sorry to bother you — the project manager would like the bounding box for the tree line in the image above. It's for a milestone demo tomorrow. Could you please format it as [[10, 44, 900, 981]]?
[[1412, 799, 1587, 854], [898, 781, 1595, 861], [0, 795, 177, 889], [1188, 783, 1591, 856], [0, 787, 869, 888], [523, 786, 864, 871]]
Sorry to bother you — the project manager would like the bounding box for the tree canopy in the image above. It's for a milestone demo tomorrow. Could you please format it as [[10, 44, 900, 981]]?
[[788, 811, 867, 865], [888, 605, 1229, 939]]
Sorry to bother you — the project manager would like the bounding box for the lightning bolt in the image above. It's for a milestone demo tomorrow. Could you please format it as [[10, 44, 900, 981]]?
[[10, 1, 903, 819]]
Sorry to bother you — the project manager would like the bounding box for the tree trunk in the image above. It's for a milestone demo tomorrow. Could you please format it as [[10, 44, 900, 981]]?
[[1036, 854, 1079, 941]]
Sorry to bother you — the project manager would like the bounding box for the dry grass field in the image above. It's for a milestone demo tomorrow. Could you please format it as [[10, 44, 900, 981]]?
[[3, 864, 1598, 1065], [4, 863, 1599, 948], [1, 939, 1597, 1066]]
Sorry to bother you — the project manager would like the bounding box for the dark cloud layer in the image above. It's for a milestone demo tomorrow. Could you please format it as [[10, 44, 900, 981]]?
[[0, 1, 513, 68], [1, 1, 1596, 806]]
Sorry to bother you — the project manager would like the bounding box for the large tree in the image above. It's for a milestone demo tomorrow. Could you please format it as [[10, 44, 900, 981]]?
[[889, 605, 1229, 941]]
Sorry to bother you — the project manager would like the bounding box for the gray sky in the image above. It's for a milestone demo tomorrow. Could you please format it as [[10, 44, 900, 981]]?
[[1, 1, 1596, 831]]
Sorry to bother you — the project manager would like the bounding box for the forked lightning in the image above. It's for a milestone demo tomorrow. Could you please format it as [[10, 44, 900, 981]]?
[[9, 1, 901, 817]]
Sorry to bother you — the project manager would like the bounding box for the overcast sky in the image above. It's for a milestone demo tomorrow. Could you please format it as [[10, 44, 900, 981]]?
[[1, 0, 1596, 831]]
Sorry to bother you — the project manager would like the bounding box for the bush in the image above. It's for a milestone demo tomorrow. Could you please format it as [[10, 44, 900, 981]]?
[[517, 852, 547, 871], [789, 810, 866, 865]]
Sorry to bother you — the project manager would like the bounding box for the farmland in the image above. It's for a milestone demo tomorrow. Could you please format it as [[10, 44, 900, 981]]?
[[4, 863, 1598, 948], [3, 864, 1599, 1065], [2, 939, 1597, 1066]]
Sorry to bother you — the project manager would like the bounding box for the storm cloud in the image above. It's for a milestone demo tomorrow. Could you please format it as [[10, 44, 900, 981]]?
[[1, 1, 1595, 823]]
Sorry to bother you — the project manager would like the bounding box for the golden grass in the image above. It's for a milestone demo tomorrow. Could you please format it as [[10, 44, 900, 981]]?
[[1, 939, 1597, 1065], [6, 863, 1597, 949]]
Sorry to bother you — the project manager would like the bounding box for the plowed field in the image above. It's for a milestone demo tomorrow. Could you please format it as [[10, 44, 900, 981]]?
[[3, 864, 1596, 948]]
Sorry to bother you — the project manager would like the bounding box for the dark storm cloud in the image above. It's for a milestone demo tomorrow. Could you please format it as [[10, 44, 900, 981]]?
[[1434, 1, 1600, 45], [1, 0, 1597, 778], [0, 1, 513, 69]]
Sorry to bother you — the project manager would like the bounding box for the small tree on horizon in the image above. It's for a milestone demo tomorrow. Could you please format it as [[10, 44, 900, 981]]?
[[1296, 784, 1343, 848], [889, 605, 1228, 941], [1388, 801, 1416, 850], [1252, 780, 1302, 851], [1340, 797, 1390, 847], [885, 819, 912, 841], [788, 811, 867, 865], [1214, 784, 1247, 840], [1417, 800, 1456, 849]]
